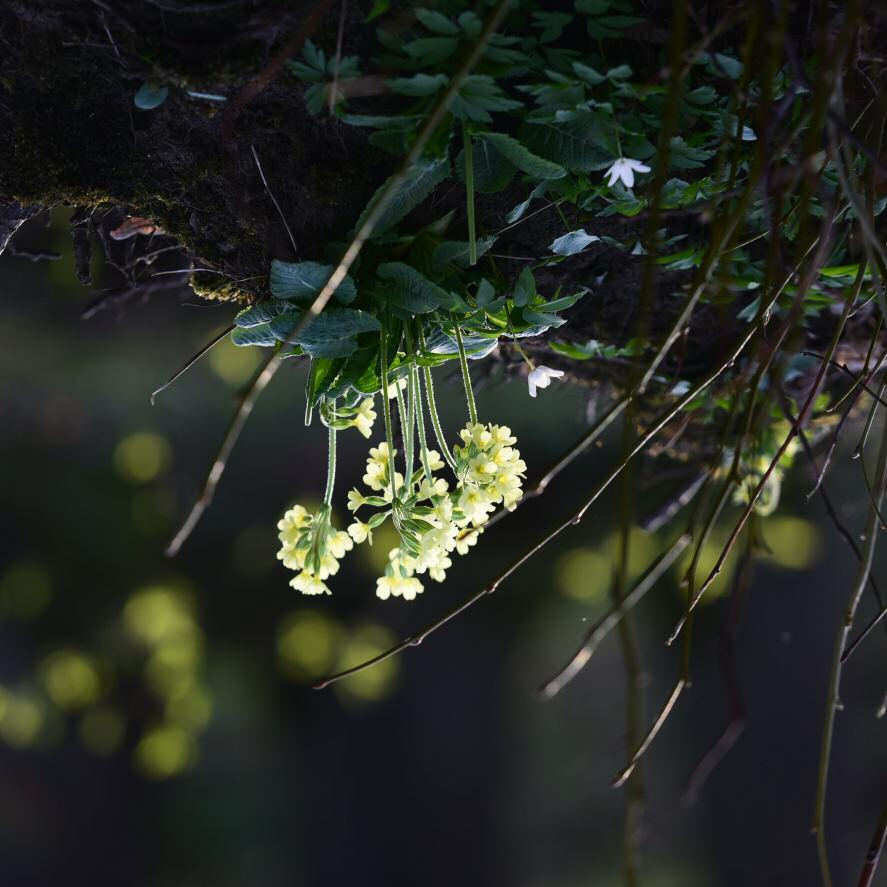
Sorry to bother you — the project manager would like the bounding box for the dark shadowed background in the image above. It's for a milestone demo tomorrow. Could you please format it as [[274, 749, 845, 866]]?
[[0, 211, 884, 886]]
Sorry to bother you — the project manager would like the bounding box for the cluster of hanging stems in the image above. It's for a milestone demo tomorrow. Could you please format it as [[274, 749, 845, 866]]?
[[276, 319, 526, 600]]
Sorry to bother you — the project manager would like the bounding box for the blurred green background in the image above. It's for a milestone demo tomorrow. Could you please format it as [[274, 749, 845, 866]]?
[[0, 210, 884, 886]]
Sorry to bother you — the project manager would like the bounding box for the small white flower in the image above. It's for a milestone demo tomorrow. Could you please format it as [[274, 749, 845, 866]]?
[[527, 365, 565, 398], [604, 157, 651, 190]]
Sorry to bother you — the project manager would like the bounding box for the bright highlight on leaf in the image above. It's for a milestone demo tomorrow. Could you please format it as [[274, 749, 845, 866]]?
[[550, 229, 601, 256]]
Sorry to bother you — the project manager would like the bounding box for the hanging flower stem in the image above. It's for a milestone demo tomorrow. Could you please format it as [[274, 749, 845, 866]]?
[[379, 327, 398, 503], [452, 320, 479, 425], [396, 376, 415, 493], [404, 323, 433, 478], [415, 326, 458, 471], [323, 420, 337, 507]]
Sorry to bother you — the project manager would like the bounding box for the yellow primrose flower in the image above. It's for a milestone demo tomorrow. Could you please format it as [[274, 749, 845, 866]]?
[[347, 520, 371, 544]]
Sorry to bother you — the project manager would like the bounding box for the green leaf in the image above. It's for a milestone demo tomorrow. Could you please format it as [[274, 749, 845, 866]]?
[[539, 292, 584, 312], [343, 113, 424, 129], [296, 308, 381, 342], [450, 75, 522, 123], [458, 11, 482, 36], [475, 278, 496, 308], [231, 324, 278, 347], [402, 36, 459, 64], [233, 299, 290, 327], [586, 15, 644, 38], [820, 263, 863, 278], [333, 346, 383, 396], [521, 117, 613, 172], [533, 11, 573, 43], [456, 140, 516, 194], [415, 8, 460, 35], [134, 84, 168, 110], [505, 181, 548, 224], [475, 133, 567, 180], [272, 309, 379, 358], [378, 262, 452, 315], [367, 0, 389, 22], [572, 62, 607, 85], [550, 229, 600, 256], [521, 308, 566, 328], [700, 52, 744, 79], [432, 237, 496, 269], [684, 85, 718, 105], [668, 136, 714, 170], [387, 73, 449, 96], [309, 357, 343, 405], [513, 267, 536, 307], [605, 64, 633, 80], [270, 260, 357, 304], [357, 156, 450, 235]]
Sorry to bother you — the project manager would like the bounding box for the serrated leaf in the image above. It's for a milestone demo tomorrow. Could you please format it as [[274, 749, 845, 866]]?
[[357, 156, 450, 235], [378, 262, 451, 315], [270, 260, 357, 304], [475, 133, 567, 180], [303, 338, 360, 358], [233, 299, 290, 327], [668, 136, 714, 170], [295, 308, 381, 343], [521, 118, 612, 172], [456, 140, 516, 194], [450, 75, 522, 123], [550, 228, 601, 256], [231, 324, 278, 347]]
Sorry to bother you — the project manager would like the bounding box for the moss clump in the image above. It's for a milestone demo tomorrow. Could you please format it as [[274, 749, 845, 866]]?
[[190, 274, 259, 304]]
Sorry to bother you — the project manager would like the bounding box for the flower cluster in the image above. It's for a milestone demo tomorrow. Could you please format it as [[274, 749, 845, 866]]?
[[345, 422, 524, 601], [276, 420, 524, 603], [277, 504, 353, 595], [453, 422, 526, 520]]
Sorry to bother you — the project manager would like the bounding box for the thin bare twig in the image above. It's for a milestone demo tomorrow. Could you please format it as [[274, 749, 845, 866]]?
[[681, 538, 755, 807], [251, 145, 298, 256], [813, 405, 887, 886], [612, 679, 687, 788], [858, 800, 887, 887], [151, 324, 234, 405], [538, 534, 691, 699], [166, 351, 281, 556]]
